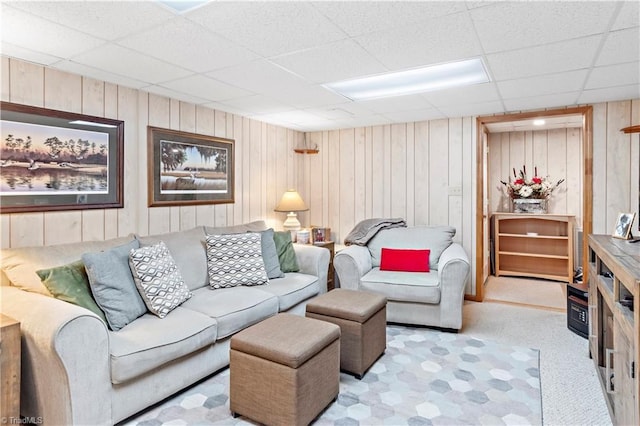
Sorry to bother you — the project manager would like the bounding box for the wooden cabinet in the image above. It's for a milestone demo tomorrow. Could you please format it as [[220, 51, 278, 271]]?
[[493, 213, 575, 282], [588, 235, 639, 424], [314, 241, 335, 291], [1, 314, 20, 422]]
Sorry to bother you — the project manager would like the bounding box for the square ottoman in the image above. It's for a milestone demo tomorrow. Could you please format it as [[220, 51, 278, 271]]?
[[230, 313, 340, 426], [306, 288, 387, 379]]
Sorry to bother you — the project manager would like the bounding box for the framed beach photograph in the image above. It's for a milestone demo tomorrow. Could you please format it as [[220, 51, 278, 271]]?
[[0, 102, 124, 214], [612, 212, 636, 240], [147, 126, 234, 207]]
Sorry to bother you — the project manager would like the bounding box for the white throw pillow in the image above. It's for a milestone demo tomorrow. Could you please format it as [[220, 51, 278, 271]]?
[[129, 241, 192, 318], [205, 232, 268, 289]]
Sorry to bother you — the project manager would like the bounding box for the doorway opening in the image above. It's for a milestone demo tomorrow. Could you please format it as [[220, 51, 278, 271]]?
[[473, 106, 593, 302]]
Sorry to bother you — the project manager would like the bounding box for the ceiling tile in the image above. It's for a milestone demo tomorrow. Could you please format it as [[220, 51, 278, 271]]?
[[596, 27, 640, 66], [358, 95, 433, 113], [1, 5, 105, 59], [272, 84, 350, 109], [471, 2, 618, 53], [71, 45, 192, 84], [216, 95, 294, 115], [118, 17, 258, 73], [310, 1, 466, 37], [486, 35, 602, 81], [332, 114, 394, 130], [357, 95, 435, 114], [498, 70, 589, 99], [503, 92, 582, 112], [186, 2, 347, 57], [1, 42, 61, 66], [578, 84, 640, 104], [303, 103, 378, 120], [383, 108, 445, 123], [159, 74, 252, 102], [207, 60, 305, 94], [52, 60, 148, 89], [354, 12, 482, 70], [611, 1, 640, 31], [271, 39, 387, 84], [438, 101, 506, 118], [422, 82, 501, 107], [586, 62, 639, 90], [6, 1, 175, 41], [142, 85, 210, 105]]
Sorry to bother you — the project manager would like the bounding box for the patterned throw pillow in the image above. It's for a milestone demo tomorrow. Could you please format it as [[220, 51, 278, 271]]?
[[205, 232, 269, 289], [129, 241, 192, 319]]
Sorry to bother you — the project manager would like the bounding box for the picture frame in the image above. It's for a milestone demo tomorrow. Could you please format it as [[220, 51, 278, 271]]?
[[0, 102, 124, 214], [311, 226, 331, 243], [612, 212, 636, 240], [148, 126, 234, 207]]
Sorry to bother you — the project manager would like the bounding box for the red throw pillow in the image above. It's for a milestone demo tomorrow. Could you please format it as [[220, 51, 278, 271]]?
[[380, 248, 430, 272]]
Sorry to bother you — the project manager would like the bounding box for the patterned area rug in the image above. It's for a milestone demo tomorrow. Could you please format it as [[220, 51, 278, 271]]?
[[123, 325, 541, 426]]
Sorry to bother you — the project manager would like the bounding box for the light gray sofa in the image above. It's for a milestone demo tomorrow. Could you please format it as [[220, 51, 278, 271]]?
[[0, 221, 329, 425], [334, 226, 470, 331]]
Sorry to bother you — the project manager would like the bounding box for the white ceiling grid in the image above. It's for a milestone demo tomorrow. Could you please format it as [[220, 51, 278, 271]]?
[[0, 1, 638, 131]]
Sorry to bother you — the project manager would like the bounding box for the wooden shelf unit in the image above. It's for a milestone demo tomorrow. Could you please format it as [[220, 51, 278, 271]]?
[[493, 213, 575, 283], [587, 235, 640, 425]]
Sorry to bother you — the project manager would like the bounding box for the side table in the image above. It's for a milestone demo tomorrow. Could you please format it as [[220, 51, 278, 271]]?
[[313, 241, 335, 291], [1, 314, 21, 422]]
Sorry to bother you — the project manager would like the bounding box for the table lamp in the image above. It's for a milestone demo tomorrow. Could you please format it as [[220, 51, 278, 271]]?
[[274, 189, 308, 238]]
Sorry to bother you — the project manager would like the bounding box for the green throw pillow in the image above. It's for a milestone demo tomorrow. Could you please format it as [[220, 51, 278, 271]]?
[[273, 231, 300, 273], [36, 260, 107, 323]]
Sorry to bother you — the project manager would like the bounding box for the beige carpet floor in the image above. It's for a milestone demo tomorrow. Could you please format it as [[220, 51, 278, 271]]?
[[464, 274, 611, 426], [484, 275, 567, 311]]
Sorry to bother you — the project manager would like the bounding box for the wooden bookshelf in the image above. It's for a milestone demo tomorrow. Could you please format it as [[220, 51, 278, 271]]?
[[493, 213, 575, 283], [588, 234, 640, 424]]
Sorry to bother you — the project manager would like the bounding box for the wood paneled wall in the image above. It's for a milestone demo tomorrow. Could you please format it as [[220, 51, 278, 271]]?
[[0, 57, 304, 248], [593, 99, 640, 235], [2, 57, 638, 296], [301, 118, 476, 259], [487, 128, 584, 223]]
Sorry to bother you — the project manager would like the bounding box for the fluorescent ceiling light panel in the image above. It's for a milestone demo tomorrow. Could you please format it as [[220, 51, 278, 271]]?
[[323, 58, 490, 101]]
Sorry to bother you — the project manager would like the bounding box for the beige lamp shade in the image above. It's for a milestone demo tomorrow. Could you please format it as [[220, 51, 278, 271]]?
[[275, 190, 308, 238], [274, 189, 308, 213]]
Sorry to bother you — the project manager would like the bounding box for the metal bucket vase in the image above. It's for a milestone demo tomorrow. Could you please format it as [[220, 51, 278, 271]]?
[[511, 198, 548, 214]]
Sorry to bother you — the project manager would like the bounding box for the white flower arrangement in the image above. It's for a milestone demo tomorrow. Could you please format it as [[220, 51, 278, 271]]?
[[501, 166, 564, 199]]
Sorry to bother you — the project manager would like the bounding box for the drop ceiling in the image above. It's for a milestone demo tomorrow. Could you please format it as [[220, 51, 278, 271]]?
[[1, 1, 638, 132]]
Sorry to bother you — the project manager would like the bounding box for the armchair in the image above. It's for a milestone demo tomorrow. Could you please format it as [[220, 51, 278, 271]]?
[[334, 226, 470, 331]]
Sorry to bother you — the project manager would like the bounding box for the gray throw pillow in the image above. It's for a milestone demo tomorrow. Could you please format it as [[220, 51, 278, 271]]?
[[82, 239, 147, 331], [260, 229, 284, 279], [129, 241, 192, 318], [205, 232, 269, 289]]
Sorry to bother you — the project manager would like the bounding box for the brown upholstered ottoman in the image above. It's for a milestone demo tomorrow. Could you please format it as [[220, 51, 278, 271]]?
[[306, 289, 387, 379], [229, 313, 340, 426]]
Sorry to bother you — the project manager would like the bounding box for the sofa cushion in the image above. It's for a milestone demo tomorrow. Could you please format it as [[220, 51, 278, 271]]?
[[109, 307, 217, 384], [273, 231, 299, 272], [259, 273, 319, 311], [181, 286, 278, 339], [36, 260, 108, 323], [259, 228, 285, 279], [368, 226, 455, 270], [129, 242, 192, 318], [360, 268, 441, 304], [83, 240, 148, 331], [137, 227, 208, 291], [380, 248, 430, 272], [204, 220, 267, 235], [205, 232, 268, 289], [1, 235, 136, 295]]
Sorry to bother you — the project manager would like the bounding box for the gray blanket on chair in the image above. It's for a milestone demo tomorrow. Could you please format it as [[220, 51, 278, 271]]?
[[344, 218, 407, 246]]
